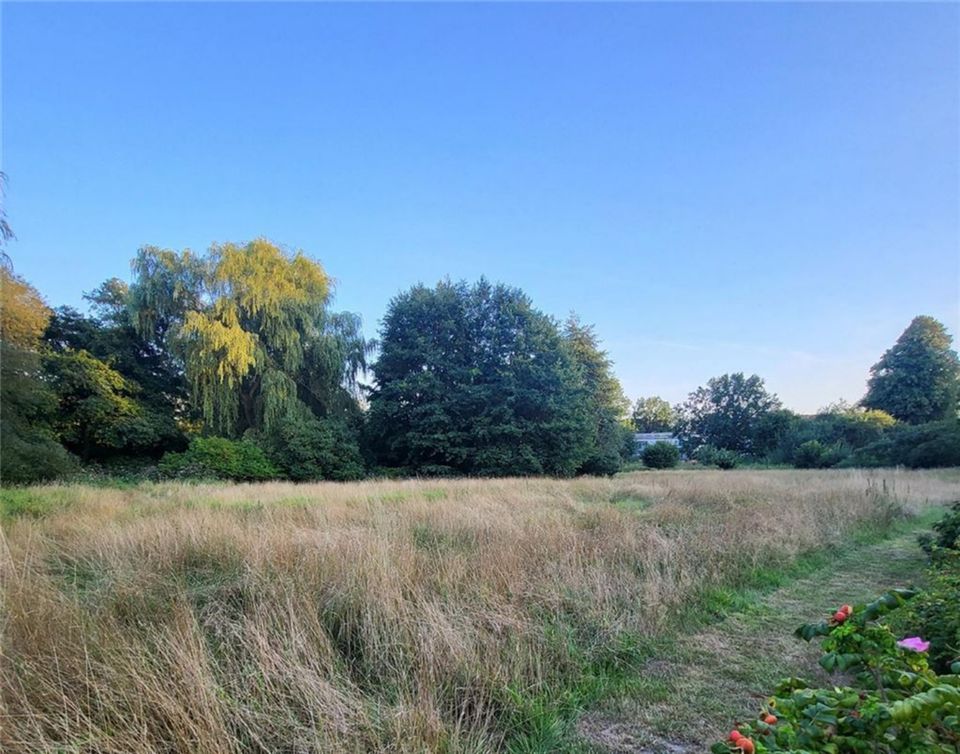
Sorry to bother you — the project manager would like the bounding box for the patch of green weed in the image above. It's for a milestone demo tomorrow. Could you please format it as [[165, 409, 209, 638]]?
[[0, 488, 72, 520]]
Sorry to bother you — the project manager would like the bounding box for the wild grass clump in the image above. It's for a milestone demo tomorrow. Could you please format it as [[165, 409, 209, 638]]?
[[2, 469, 957, 752]]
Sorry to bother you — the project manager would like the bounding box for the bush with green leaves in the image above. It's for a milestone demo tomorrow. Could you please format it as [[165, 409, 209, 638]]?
[[892, 556, 960, 675], [714, 512, 960, 754], [256, 415, 365, 481], [792, 439, 847, 469], [930, 502, 960, 551], [844, 420, 960, 469], [713, 589, 960, 753], [695, 445, 740, 469], [694, 444, 730, 467], [158, 437, 278, 482], [641, 441, 680, 469]]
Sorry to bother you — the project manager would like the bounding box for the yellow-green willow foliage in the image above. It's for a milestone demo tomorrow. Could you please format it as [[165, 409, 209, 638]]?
[[130, 239, 366, 437]]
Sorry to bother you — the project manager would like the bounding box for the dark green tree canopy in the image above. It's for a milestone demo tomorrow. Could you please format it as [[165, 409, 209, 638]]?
[[862, 316, 959, 424], [43, 348, 181, 461], [563, 316, 631, 475], [676, 372, 782, 454], [368, 279, 592, 477], [631, 396, 677, 433]]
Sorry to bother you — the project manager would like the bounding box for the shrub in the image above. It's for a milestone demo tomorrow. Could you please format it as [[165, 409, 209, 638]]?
[[713, 449, 740, 469], [158, 437, 278, 482], [0, 424, 77, 485], [893, 556, 960, 674], [714, 590, 960, 753], [257, 416, 365, 481], [692, 444, 740, 469], [932, 502, 960, 551], [844, 420, 960, 469], [793, 439, 847, 469], [641, 441, 680, 469], [793, 439, 827, 469]]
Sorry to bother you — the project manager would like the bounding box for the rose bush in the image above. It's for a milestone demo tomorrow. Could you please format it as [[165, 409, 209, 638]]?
[[712, 590, 960, 753]]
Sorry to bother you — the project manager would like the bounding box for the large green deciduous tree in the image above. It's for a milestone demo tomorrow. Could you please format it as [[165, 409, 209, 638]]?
[[368, 279, 592, 477], [127, 240, 368, 478], [676, 372, 783, 455], [0, 266, 75, 483], [631, 396, 677, 433], [563, 316, 631, 475], [862, 316, 959, 424], [42, 281, 188, 462]]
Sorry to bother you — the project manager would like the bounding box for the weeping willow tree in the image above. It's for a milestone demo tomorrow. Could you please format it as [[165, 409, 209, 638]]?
[[129, 239, 368, 439]]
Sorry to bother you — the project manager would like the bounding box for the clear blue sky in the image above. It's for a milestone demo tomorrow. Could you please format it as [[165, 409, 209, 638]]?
[[3, 2, 958, 413]]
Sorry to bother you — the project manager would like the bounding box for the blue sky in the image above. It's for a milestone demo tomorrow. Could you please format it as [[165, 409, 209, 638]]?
[[3, 2, 958, 413]]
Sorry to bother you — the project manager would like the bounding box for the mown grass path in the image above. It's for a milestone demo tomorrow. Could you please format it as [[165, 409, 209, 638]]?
[[575, 523, 931, 753]]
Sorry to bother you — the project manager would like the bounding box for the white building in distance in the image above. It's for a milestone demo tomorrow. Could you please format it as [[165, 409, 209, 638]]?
[[633, 432, 681, 457]]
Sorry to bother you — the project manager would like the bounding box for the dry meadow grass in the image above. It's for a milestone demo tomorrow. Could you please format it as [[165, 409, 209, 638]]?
[[2, 469, 957, 753]]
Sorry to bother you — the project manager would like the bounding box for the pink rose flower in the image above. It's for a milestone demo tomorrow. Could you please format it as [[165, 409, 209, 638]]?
[[897, 636, 930, 653]]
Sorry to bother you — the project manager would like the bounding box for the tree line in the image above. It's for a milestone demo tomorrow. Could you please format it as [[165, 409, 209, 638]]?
[[631, 316, 960, 469], [1, 237, 958, 484]]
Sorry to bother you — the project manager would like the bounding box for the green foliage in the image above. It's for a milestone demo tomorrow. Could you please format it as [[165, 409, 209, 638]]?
[[895, 507, 960, 674], [48, 281, 190, 422], [158, 436, 279, 481], [676, 373, 783, 456], [631, 396, 676, 433], [0, 267, 77, 484], [930, 502, 960, 551], [863, 316, 960, 424], [641, 441, 680, 469], [793, 439, 847, 469], [43, 349, 182, 461], [844, 420, 960, 469], [368, 279, 593, 477], [563, 316, 630, 475], [128, 240, 368, 441], [0, 412, 77, 485], [256, 415, 365, 481], [773, 405, 896, 466], [715, 519, 960, 754], [0, 488, 72, 519], [715, 589, 960, 753], [695, 444, 741, 469], [894, 556, 960, 674]]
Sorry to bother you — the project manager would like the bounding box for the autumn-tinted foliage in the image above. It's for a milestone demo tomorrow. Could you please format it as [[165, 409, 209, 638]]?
[[0, 267, 75, 483]]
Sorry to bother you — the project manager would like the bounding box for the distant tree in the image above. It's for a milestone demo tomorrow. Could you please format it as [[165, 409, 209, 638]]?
[[368, 279, 592, 477], [676, 372, 782, 455], [773, 404, 896, 466], [844, 419, 960, 469], [563, 316, 631, 475], [0, 267, 75, 483], [862, 316, 959, 424], [631, 396, 676, 433]]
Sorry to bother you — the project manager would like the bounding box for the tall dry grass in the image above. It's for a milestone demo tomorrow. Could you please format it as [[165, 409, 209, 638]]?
[[1, 469, 957, 752]]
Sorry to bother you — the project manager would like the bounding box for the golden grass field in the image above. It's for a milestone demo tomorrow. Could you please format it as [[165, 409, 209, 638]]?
[[2, 469, 958, 753]]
